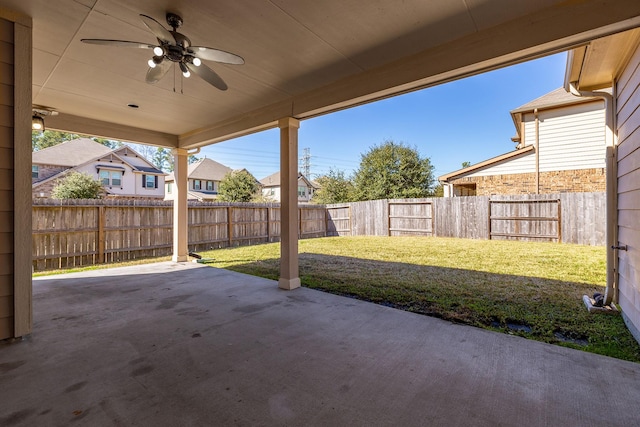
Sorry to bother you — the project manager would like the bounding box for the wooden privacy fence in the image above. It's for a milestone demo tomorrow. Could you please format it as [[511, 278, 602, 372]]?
[[32, 200, 326, 271], [488, 199, 561, 242], [327, 192, 605, 245], [32, 192, 605, 271]]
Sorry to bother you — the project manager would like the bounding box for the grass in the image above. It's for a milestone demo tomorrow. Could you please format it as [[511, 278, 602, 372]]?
[[194, 236, 640, 363]]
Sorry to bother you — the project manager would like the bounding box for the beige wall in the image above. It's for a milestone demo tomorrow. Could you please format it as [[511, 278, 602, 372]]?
[[616, 42, 640, 342], [0, 17, 14, 340], [450, 168, 606, 196], [0, 11, 32, 340]]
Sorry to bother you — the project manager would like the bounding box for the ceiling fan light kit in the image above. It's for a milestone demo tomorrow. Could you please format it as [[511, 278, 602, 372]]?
[[81, 12, 244, 91]]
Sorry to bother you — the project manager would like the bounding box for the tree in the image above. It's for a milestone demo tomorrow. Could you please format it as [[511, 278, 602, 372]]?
[[218, 170, 260, 202], [311, 169, 354, 204], [461, 161, 471, 168], [432, 183, 445, 197], [353, 140, 435, 200], [151, 147, 172, 172], [92, 137, 123, 149], [50, 172, 103, 199], [32, 130, 79, 151]]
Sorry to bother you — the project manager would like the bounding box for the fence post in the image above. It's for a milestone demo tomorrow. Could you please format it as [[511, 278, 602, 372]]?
[[228, 206, 233, 246], [487, 199, 492, 240], [324, 207, 328, 237], [557, 199, 562, 243], [98, 205, 105, 263], [387, 201, 391, 237], [266, 207, 271, 242]]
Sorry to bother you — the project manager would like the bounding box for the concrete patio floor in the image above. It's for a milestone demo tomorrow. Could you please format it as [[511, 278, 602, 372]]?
[[1, 262, 640, 426]]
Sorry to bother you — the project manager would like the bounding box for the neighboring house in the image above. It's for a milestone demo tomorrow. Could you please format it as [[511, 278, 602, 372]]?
[[164, 157, 233, 201], [438, 88, 607, 196], [32, 138, 166, 199], [259, 172, 318, 202]]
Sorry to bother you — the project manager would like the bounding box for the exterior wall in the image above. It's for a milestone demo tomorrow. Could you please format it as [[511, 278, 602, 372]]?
[[0, 12, 32, 339], [465, 151, 535, 177], [446, 99, 606, 197], [0, 17, 14, 340], [32, 163, 164, 199], [449, 168, 605, 196], [189, 178, 219, 192], [261, 178, 314, 202], [262, 186, 281, 201], [616, 42, 640, 343], [523, 101, 606, 172], [32, 164, 67, 183]]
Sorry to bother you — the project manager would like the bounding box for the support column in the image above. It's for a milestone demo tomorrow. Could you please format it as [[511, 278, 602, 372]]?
[[279, 118, 301, 290], [1, 11, 32, 339], [172, 148, 189, 262]]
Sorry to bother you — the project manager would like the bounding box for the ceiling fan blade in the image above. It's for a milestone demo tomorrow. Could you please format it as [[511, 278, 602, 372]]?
[[145, 61, 171, 84], [190, 46, 245, 65], [186, 62, 228, 91], [81, 39, 156, 49], [139, 14, 174, 44]]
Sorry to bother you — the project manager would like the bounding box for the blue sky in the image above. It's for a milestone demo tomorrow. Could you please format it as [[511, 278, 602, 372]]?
[[199, 52, 568, 180]]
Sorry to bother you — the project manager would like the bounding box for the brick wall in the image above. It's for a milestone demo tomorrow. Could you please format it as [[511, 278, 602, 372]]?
[[450, 168, 605, 196], [33, 164, 67, 184], [32, 178, 59, 198]]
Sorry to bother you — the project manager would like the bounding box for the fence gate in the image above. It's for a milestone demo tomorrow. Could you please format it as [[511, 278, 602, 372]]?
[[489, 199, 561, 242], [388, 201, 434, 236]]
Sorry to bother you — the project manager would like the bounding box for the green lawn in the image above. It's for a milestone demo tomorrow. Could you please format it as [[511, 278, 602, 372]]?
[[196, 236, 640, 362]]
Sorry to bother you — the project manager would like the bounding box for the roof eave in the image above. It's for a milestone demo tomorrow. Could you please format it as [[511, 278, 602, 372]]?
[[438, 145, 535, 182]]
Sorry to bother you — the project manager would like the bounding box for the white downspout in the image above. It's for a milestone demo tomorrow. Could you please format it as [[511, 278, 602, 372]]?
[[568, 82, 618, 308]]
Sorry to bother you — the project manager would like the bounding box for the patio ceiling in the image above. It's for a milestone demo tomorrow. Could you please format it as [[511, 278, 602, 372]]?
[[5, 0, 640, 148]]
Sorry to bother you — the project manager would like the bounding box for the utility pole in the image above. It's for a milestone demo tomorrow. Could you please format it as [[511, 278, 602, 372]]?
[[300, 147, 312, 177]]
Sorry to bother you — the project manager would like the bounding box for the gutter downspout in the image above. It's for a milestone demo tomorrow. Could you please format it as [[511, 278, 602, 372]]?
[[534, 108, 540, 194], [567, 82, 618, 309]]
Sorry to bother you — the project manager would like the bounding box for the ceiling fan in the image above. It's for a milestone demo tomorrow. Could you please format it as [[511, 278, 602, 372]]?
[[81, 12, 244, 91]]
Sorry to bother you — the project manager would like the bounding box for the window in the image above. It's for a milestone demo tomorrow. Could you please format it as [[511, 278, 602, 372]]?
[[167, 182, 172, 194], [32, 165, 39, 179], [298, 186, 306, 197], [99, 170, 122, 187], [206, 181, 213, 191], [269, 189, 275, 196], [194, 180, 201, 190], [142, 174, 158, 189], [112, 171, 122, 187], [99, 170, 110, 186]]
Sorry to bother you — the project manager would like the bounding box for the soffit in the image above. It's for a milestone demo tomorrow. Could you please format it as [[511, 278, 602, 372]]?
[[571, 28, 640, 90], [1, 0, 639, 148]]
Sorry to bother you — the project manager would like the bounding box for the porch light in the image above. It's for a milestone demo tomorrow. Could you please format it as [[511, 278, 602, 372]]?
[[148, 55, 163, 68], [32, 114, 45, 132], [179, 62, 190, 78]]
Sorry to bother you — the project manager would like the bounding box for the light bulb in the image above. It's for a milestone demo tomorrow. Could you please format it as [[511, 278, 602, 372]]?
[[183, 70, 191, 78], [153, 46, 163, 56], [193, 57, 201, 66], [148, 59, 157, 68]]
